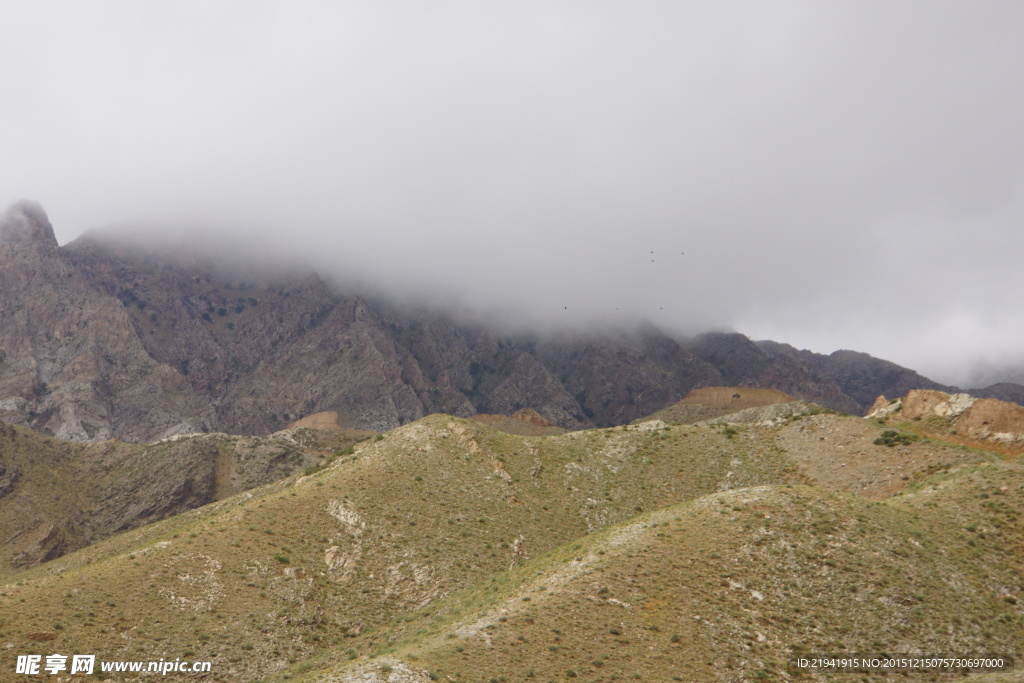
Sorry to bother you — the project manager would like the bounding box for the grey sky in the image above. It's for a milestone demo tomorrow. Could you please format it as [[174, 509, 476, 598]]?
[[2, 1, 1023, 385]]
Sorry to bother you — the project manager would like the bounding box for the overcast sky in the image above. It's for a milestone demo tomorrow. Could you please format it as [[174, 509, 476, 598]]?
[[2, 1, 1023, 385]]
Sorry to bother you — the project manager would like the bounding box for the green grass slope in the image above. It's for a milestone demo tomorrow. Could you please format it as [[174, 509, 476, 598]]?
[[284, 461, 1023, 683], [0, 415, 799, 680]]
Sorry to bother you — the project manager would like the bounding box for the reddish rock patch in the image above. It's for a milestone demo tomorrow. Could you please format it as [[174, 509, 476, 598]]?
[[679, 387, 795, 408], [900, 390, 952, 420]]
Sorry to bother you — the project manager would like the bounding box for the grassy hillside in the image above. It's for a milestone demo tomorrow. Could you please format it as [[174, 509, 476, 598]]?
[[0, 411, 1015, 681], [277, 462, 1024, 682], [0, 422, 365, 579], [0, 416, 801, 679]]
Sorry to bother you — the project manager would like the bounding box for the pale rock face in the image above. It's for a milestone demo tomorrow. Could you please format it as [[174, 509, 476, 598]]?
[[865, 396, 902, 419], [866, 395, 890, 416], [898, 390, 976, 420], [0, 397, 27, 412], [936, 393, 977, 417], [327, 499, 366, 534], [325, 499, 366, 582]]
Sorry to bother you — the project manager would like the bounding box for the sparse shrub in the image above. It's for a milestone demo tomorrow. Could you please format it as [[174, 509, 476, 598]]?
[[873, 430, 918, 447]]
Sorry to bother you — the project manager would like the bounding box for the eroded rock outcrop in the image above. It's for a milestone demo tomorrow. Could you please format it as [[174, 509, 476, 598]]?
[[901, 390, 977, 420], [867, 389, 1024, 444], [958, 398, 1024, 443]]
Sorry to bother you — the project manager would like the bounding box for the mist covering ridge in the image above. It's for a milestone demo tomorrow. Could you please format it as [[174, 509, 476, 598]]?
[[0, 200, 57, 250], [3, 205, 1022, 444]]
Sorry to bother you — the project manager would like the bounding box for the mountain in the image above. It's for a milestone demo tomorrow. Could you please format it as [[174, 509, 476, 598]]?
[[971, 382, 1024, 407], [687, 334, 861, 413], [0, 202, 210, 442], [3, 202, 1020, 442], [3, 203, 1021, 680], [756, 341, 957, 409]]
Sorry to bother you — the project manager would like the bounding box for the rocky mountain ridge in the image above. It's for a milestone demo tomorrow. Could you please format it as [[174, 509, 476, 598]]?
[[2, 201, 1020, 442]]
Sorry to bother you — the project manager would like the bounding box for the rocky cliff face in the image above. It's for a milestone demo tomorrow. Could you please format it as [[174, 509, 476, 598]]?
[[2, 203, 1001, 441], [0, 204, 210, 441]]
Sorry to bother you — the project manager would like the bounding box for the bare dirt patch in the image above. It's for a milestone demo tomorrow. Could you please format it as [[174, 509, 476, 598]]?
[[775, 414, 988, 498], [680, 386, 796, 407]]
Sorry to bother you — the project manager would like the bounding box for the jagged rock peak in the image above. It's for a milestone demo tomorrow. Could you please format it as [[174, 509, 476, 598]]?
[[0, 200, 58, 250]]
